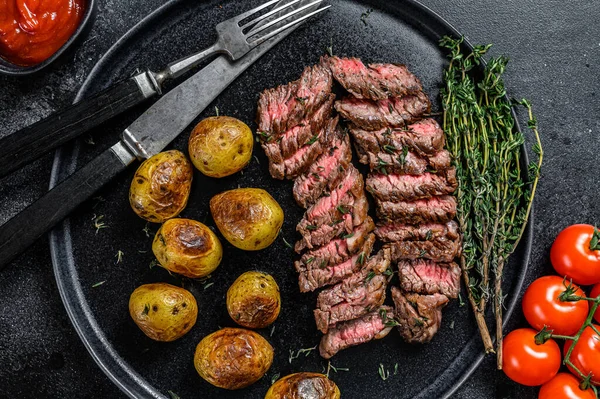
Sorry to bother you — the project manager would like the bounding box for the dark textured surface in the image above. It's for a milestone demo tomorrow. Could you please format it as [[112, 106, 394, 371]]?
[[0, 1, 597, 399]]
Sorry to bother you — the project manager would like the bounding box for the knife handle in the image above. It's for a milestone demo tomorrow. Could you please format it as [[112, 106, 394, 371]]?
[[0, 75, 156, 178], [0, 143, 134, 269]]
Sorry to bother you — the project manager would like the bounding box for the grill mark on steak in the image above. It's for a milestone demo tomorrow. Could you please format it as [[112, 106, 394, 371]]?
[[325, 56, 422, 100], [319, 305, 393, 359], [384, 234, 461, 263], [391, 287, 448, 344], [295, 218, 375, 272], [257, 63, 332, 135], [267, 115, 336, 180], [293, 128, 353, 208], [261, 95, 335, 162], [350, 118, 445, 155], [398, 260, 461, 298], [298, 234, 375, 293], [375, 220, 459, 243], [335, 92, 430, 131], [376, 196, 457, 225], [366, 168, 458, 202]]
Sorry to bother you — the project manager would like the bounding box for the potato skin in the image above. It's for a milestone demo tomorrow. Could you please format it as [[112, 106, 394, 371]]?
[[210, 188, 284, 251], [188, 116, 253, 178], [129, 150, 193, 223], [227, 271, 281, 328], [194, 327, 274, 390], [129, 283, 197, 342], [152, 218, 222, 278], [265, 373, 341, 399]]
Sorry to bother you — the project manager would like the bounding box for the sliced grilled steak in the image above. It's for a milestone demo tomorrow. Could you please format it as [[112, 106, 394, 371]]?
[[297, 165, 366, 233], [267, 116, 335, 180], [257, 63, 332, 135], [319, 305, 393, 359], [298, 234, 375, 293], [391, 287, 448, 344], [295, 213, 352, 253], [350, 118, 445, 155], [366, 169, 457, 202], [315, 249, 391, 332], [357, 147, 452, 176], [261, 95, 334, 162], [376, 196, 457, 225], [335, 92, 430, 131], [384, 234, 461, 263], [295, 218, 375, 272], [325, 56, 422, 100], [398, 260, 461, 298], [293, 128, 352, 208], [375, 220, 459, 243]]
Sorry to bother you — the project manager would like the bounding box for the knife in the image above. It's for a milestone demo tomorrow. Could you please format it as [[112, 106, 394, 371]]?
[[0, 11, 308, 269]]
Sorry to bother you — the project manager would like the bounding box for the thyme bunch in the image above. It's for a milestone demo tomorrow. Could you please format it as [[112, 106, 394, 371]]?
[[439, 36, 542, 366]]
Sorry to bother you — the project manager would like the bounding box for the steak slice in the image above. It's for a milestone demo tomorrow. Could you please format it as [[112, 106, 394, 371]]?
[[267, 115, 336, 180], [375, 220, 459, 243], [350, 118, 445, 156], [295, 218, 375, 272], [325, 56, 422, 100], [366, 169, 457, 202], [295, 213, 352, 253], [391, 287, 448, 344], [398, 260, 461, 298], [293, 128, 352, 208], [257, 63, 332, 135], [314, 249, 392, 333], [298, 234, 375, 293], [376, 196, 457, 225], [384, 234, 461, 263], [319, 305, 393, 359], [261, 95, 334, 162], [357, 147, 452, 176], [296, 165, 366, 233], [335, 92, 430, 131]]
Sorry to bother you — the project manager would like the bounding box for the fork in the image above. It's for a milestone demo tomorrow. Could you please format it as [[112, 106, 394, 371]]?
[[0, 0, 330, 178]]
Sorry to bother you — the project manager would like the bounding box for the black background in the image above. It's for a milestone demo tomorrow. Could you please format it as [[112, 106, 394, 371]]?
[[0, 0, 598, 398]]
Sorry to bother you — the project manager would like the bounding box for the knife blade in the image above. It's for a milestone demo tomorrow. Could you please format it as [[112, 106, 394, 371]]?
[[0, 5, 312, 269]]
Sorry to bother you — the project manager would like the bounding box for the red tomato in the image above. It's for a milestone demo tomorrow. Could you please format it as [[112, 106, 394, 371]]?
[[551, 224, 600, 285], [539, 373, 596, 399], [564, 325, 600, 385], [591, 284, 600, 324], [503, 328, 561, 386], [522, 276, 589, 335]]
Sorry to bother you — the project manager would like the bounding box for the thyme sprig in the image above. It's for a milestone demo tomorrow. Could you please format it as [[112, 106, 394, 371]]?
[[439, 36, 542, 366]]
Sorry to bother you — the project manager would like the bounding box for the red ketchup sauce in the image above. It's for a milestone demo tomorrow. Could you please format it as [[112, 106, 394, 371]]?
[[0, 0, 85, 66]]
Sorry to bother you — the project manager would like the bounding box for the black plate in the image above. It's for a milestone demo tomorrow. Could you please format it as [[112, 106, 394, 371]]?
[[49, 1, 533, 398], [0, 0, 97, 76]]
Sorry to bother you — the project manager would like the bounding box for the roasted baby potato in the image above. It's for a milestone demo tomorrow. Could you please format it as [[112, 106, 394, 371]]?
[[188, 116, 253, 178], [152, 218, 222, 278], [265, 372, 341, 399], [210, 188, 284, 251], [129, 283, 197, 342], [129, 150, 193, 223], [194, 327, 274, 389], [227, 271, 281, 328]]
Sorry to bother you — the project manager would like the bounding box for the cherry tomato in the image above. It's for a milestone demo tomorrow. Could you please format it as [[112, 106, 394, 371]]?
[[551, 224, 600, 285], [564, 325, 600, 385], [503, 328, 561, 386], [591, 284, 600, 324], [522, 276, 589, 335], [539, 373, 596, 399]]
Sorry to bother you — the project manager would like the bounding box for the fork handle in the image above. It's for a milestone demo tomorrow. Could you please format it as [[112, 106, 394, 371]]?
[[0, 73, 157, 178]]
